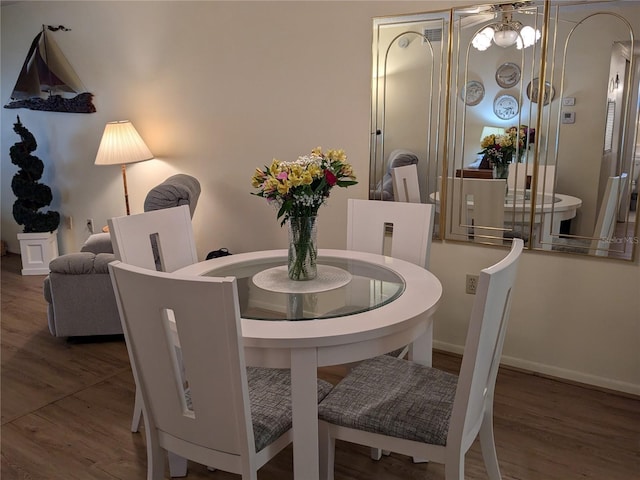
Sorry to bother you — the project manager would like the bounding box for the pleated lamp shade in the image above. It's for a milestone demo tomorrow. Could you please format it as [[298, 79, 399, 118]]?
[[95, 120, 153, 166]]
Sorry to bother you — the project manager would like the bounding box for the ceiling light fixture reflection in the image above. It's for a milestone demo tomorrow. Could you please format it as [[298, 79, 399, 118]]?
[[472, 6, 540, 51]]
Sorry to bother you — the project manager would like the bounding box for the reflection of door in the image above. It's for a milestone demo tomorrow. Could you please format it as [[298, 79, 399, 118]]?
[[600, 43, 628, 220], [617, 46, 640, 221], [371, 13, 448, 208]]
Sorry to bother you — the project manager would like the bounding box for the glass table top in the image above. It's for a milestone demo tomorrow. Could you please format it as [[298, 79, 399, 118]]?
[[201, 254, 406, 321]]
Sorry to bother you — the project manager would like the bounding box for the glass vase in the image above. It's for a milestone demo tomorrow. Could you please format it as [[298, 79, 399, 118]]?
[[493, 163, 510, 180], [287, 215, 318, 281], [493, 163, 510, 196]]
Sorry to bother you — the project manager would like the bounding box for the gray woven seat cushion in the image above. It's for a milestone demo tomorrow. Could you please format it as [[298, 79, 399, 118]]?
[[318, 355, 457, 446], [186, 367, 333, 452]]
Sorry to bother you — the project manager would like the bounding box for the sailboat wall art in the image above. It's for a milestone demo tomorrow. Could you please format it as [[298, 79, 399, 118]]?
[[4, 25, 96, 114]]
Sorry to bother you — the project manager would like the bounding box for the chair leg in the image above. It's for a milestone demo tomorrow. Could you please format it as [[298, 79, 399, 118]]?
[[370, 447, 382, 460], [479, 409, 502, 480], [319, 422, 335, 480], [144, 425, 165, 480], [168, 452, 188, 477], [131, 388, 143, 433], [370, 448, 392, 460], [444, 452, 464, 480]]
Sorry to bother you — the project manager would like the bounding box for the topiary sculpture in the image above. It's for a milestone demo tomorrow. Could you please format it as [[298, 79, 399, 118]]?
[[10, 116, 60, 233]]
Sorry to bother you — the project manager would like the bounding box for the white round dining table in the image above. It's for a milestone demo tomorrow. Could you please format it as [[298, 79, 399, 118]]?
[[175, 248, 443, 480]]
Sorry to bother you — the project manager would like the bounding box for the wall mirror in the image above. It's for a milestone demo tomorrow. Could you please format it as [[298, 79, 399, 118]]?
[[370, 0, 640, 261]]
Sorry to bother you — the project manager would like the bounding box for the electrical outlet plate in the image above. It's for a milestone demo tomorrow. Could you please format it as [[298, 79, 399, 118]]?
[[466, 274, 479, 295]]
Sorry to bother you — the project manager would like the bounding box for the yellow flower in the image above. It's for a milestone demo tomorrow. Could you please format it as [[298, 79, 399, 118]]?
[[480, 135, 495, 149], [300, 171, 313, 185], [340, 163, 354, 177], [251, 168, 267, 187], [326, 149, 347, 162], [311, 146, 323, 156], [305, 163, 319, 179], [269, 159, 281, 176], [277, 180, 290, 195], [499, 136, 513, 148], [289, 170, 304, 187], [263, 177, 279, 193]]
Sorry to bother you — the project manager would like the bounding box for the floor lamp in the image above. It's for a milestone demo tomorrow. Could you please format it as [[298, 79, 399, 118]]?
[[94, 120, 154, 215]]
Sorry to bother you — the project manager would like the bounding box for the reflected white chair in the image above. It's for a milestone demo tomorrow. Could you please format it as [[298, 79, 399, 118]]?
[[590, 173, 628, 256], [446, 177, 506, 246], [109, 261, 332, 480], [392, 164, 421, 203], [318, 238, 524, 480], [507, 163, 556, 194]]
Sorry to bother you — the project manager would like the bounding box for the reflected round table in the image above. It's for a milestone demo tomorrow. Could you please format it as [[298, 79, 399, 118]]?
[[431, 190, 582, 249], [176, 248, 442, 480]]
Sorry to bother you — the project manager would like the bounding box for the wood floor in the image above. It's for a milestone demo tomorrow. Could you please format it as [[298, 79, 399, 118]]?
[[2, 252, 638, 479]]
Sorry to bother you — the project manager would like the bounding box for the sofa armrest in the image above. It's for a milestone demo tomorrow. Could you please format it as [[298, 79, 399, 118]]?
[[80, 233, 113, 255], [45, 252, 121, 337]]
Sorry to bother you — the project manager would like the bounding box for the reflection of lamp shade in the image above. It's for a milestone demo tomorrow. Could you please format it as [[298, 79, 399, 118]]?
[[472, 27, 494, 51], [95, 120, 154, 215], [480, 126, 506, 142], [517, 26, 541, 49], [493, 29, 519, 48]]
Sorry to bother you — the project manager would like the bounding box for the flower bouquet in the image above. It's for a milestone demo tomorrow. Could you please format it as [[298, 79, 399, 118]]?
[[478, 125, 534, 179], [251, 147, 357, 280]]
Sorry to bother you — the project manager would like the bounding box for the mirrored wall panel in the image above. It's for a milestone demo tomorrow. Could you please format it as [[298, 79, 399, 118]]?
[[370, 0, 639, 261], [371, 10, 450, 237]]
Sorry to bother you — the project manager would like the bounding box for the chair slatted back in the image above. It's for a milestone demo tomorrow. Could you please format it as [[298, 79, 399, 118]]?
[[347, 199, 434, 268], [392, 164, 421, 203], [590, 173, 628, 256], [109, 261, 253, 459], [450, 239, 523, 446], [108, 204, 197, 273]]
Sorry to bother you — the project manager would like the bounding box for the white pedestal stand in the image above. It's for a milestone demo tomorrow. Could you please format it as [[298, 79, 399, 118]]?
[[17, 230, 59, 275]]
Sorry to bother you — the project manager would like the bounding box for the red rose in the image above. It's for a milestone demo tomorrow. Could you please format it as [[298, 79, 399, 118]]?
[[325, 170, 337, 186]]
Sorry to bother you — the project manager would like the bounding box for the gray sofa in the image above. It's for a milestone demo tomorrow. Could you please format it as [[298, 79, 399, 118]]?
[[43, 174, 201, 337]]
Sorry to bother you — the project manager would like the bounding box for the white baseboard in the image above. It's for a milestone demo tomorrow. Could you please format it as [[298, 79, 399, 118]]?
[[433, 340, 640, 397]]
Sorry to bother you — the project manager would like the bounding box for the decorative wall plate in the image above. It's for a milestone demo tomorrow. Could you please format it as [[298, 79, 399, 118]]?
[[526, 78, 555, 105], [493, 94, 519, 120], [495, 62, 521, 88], [460, 80, 485, 106]]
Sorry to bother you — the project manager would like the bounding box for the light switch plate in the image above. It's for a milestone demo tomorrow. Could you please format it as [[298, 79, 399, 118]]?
[[562, 97, 576, 106]]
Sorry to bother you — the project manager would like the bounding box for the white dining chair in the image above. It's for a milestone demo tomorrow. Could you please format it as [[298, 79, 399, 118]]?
[[446, 177, 506, 246], [347, 198, 434, 269], [108, 204, 198, 275], [347, 198, 435, 461], [108, 205, 200, 476], [318, 238, 524, 480], [392, 163, 421, 203], [590, 173, 628, 256], [109, 261, 332, 480]]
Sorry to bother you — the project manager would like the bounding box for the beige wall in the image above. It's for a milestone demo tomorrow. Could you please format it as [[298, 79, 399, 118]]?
[[1, 1, 638, 395]]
